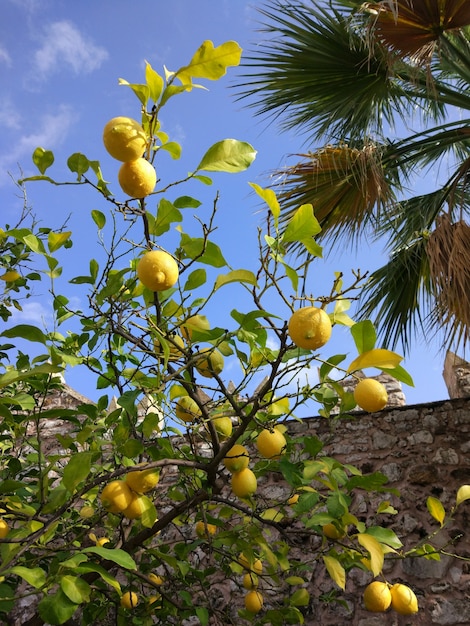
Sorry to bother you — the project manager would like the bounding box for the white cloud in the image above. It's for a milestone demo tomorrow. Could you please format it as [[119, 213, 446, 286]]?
[[34, 20, 108, 78], [8, 299, 52, 325], [0, 104, 75, 185], [0, 98, 21, 130], [0, 45, 11, 66]]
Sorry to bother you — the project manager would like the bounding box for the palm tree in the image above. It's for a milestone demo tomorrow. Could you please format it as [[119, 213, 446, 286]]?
[[239, 0, 470, 352]]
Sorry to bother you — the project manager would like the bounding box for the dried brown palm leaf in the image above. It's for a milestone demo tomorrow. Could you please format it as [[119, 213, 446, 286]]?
[[427, 215, 470, 346], [276, 144, 391, 243], [368, 0, 470, 61]]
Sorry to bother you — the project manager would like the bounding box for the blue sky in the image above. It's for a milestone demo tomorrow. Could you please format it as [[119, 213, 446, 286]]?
[[0, 0, 451, 407]]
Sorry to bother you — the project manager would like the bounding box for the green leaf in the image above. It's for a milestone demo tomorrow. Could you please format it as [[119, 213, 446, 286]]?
[[323, 555, 345, 590], [67, 153, 89, 179], [179, 234, 226, 267], [456, 484, 470, 506], [249, 183, 281, 225], [214, 269, 257, 291], [357, 533, 384, 576], [196, 139, 256, 173], [38, 588, 78, 625], [60, 575, 91, 604], [283, 204, 321, 243], [91, 210, 106, 229], [48, 231, 72, 253], [176, 40, 242, 85], [173, 195, 202, 209], [74, 563, 121, 594], [196, 607, 209, 626], [10, 566, 47, 589], [365, 527, 402, 550], [348, 348, 403, 373], [290, 588, 310, 607], [350, 320, 376, 353], [32, 147, 54, 174], [82, 547, 137, 570], [62, 452, 93, 493], [155, 198, 182, 236], [160, 141, 182, 159], [145, 60, 164, 102], [381, 364, 414, 386], [1, 324, 47, 344], [183, 269, 206, 291], [427, 496, 445, 526], [118, 78, 149, 106], [23, 233, 46, 254]]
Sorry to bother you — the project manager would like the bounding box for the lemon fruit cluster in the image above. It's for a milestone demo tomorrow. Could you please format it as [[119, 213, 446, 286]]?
[[363, 581, 418, 615], [103, 116, 156, 198], [137, 250, 179, 292], [195, 520, 217, 538], [223, 443, 257, 498], [288, 306, 332, 350], [354, 378, 388, 412], [238, 553, 263, 614], [99, 467, 159, 520], [175, 395, 202, 423]]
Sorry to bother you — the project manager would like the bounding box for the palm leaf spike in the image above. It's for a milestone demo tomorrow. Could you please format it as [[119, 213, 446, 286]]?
[[426, 214, 470, 347], [276, 143, 394, 246]]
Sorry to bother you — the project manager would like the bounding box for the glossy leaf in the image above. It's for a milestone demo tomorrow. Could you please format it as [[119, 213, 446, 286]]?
[[179, 234, 226, 267], [38, 588, 78, 625], [81, 547, 137, 570], [456, 484, 470, 506], [62, 452, 93, 493], [48, 231, 72, 253], [145, 60, 164, 102], [10, 566, 47, 589], [196, 139, 256, 173], [60, 575, 91, 604], [249, 182, 281, 225], [357, 533, 384, 577], [350, 320, 376, 353], [347, 348, 403, 372], [214, 269, 257, 291], [177, 40, 242, 85], [427, 496, 445, 526], [323, 555, 345, 590], [91, 210, 106, 229], [32, 147, 54, 174]]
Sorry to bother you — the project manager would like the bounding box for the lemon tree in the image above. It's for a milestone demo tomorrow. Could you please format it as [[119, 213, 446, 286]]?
[[0, 37, 468, 626]]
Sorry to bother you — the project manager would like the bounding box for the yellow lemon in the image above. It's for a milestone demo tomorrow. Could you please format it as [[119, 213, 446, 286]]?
[[126, 468, 160, 494], [103, 116, 147, 162], [148, 573, 164, 586], [154, 333, 184, 360], [223, 444, 250, 473], [181, 314, 210, 340], [256, 426, 287, 460], [195, 521, 217, 538], [0, 270, 21, 282], [100, 480, 134, 514], [118, 157, 156, 198], [243, 572, 259, 590], [122, 494, 147, 520], [245, 590, 263, 614], [287, 493, 299, 506], [137, 250, 179, 292], [288, 307, 332, 350], [0, 518, 10, 538], [175, 396, 202, 423], [210, 415, 233, 439], [354, 378, 388, 412], [363, 581, 392, 612], [194, 347, 224, 378], [120, 591, 139, 609], [96, 537, 110, 547], [231, 468, 257, 498], [238, 553, 263, 574], [390, 583, 418, 615]]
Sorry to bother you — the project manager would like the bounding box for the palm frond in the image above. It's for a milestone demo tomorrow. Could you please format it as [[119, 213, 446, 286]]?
[[426, 215, 470, 347], [274, 143, 396, 245], [237, 2, 404, 141], [358, 236, 432, 350]]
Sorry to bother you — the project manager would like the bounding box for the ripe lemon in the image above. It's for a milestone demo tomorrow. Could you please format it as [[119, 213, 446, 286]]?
[[195, 521, 217, 538], [243, 572, 259, 590], [256, 426, 286, 460], [363, 581, 392, 612], [238, 553, 263, 574], [287, 493, 299, 506], [390, 583, 418, 615], [103, 116, 147, 162], [118, 157, 156, 198], [181, 314, 210, 340], [100, 480, 134, 514], [149, 573, 164, 586], [0, 270, 21, 282], [322, 522, 345, 540], [120, 591, 139, 609], [231, 468, 257, 498], [354, 378, 388, 412], [175, 396, 201, 423], [137, 250, 179, 292], [0, 518, 10, 538], [95, 536, 110, 547], [288, 307, 332, 350], [223, 444, 250, 473], [122, 494, 147, 520], [245, 590, 263, 614], [194, 347, 224, 378], [126, 468, 160, 494], [210, 415, 233, 439]]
